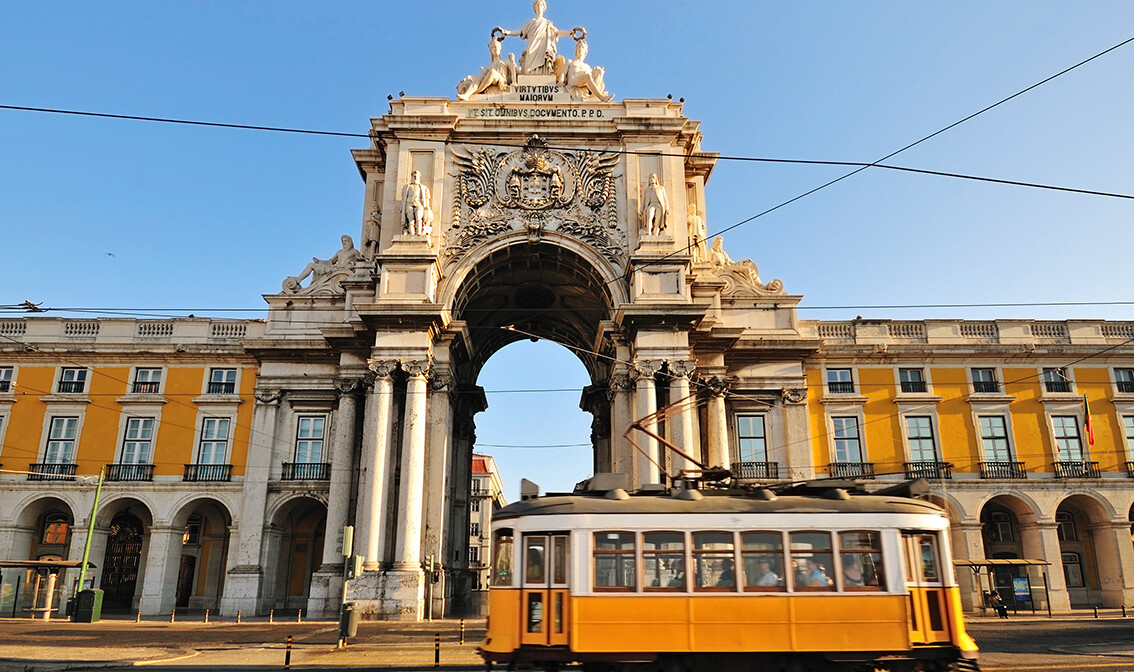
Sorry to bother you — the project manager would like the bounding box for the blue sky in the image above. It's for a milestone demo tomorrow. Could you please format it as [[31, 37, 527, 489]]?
[[3, 2, 1133, 500]]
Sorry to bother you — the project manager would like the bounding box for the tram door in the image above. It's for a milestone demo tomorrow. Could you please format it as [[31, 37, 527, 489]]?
[[902, 532, 951, 645], [520, 533, 570, 647]]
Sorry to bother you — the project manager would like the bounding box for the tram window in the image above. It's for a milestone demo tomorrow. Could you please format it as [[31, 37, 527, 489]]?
[[552, 536, 567, 584], [741, 531, 786, 591], [593, 532, 636, 591], [643, 532, 686, 591], [491, 530, 514, 586], [525, 536, 547, 584], [693, 531, 736, 591], [790, 532, 834, 591], [918, 535, 940, 582], [838, 531, 885, 590]]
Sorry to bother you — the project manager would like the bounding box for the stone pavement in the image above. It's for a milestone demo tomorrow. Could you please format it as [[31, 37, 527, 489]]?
[[0, 615, 487, 671]]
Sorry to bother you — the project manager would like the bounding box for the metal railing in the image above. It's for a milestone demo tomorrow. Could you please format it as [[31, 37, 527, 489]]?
[[27, 463, 77, 481], [281, 462, 330, 480], [900, 381, 927, 393], [904, 461, 953, 479], [183, 463, 233, 482], [131, 382, 160, 394], [829, 462, 875, 479], [0, 380, 10, 393], [827, 381, 855, 394], [56, 381, 85, 394], [734, 461, 780, 479], [979, 461, 1027, 479], [1126, 461, 1134, 478], [1118, 381, 1134, 394], [206, 382, 236, 394], [973, 381, 1001, 393], [106, 463, 155, 481], [1053, 461, 1100, 479], [1044, 380, 1072, 393]]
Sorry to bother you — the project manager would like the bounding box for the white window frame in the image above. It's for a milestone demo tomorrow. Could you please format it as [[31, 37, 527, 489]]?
[[825, 368, 855, 395], [206, 368, 238, 395], [1123, 414, 1134, 460], [904, 415, 940, 463], [294, 414, 327, 463], [196, 416, 231, 465], [970, 367, 1001, 394], [1041, 366, 1075, 395], [44, 416, 79, 463], [131, 367, 163, 394], [1115, 368, 1134, 395], [120, 417, 155, 464], [735, 414, 768, 463], [831, 415, 864, 463], [897, 367, 929, 395], [978, 414, 1014, 462], [1051, 415, 1085, 461], [57, 367, 89, 394], [0, 366, 13, 393]]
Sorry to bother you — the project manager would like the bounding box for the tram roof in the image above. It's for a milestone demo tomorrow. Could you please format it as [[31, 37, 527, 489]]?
[[494, 489, 943, 521]]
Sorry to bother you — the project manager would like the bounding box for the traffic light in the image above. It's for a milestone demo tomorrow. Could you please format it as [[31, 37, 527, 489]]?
[[350, 554, 364, 579], [336, 525, 354, 556], [432, 569, 441, 583]]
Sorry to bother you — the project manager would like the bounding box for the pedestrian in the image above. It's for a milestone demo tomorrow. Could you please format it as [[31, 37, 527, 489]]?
[[990, 590, 1008, 619]]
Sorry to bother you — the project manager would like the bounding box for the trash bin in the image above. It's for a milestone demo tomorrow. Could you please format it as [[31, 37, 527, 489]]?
[[341, 602, 360, 638], [73, 589, 103, 623]]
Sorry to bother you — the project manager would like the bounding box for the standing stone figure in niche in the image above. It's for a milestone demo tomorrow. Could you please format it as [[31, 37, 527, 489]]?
[[283, 234, 363, 293], [363, 208, 381, 259], [687, 203, 708, 261], [401, 170, 434, 236], [496, 0, 581, 75], [640, 173, 669, 235], [562, 39, 613, 102], [456, 37, 518, 100]]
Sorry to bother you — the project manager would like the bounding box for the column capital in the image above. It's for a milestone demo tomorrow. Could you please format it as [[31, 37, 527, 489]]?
[[700, 374, 735, 397], [781, 388, 808, 405], [429, 370, 454, 391], [402, 359, 431, 378], [668, 359, 696, 378], [368, 359, 399, 378], [630, 359, 662, 380], [254, 388, 283, 405], [335, 377, 367, 395], [608, 373, 633, 395]]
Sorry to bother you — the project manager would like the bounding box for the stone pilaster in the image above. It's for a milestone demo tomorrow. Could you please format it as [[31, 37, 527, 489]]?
[[667, 360, 696, 474], [608, 373, 634, 480], [780, 387, 812, 480], [703, 376, 732, 470], [630, 359, 662, 486], [138, 525, 183, 615]]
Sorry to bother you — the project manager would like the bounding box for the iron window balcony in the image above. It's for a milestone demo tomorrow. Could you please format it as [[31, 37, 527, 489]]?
[[183, 463, 233, 482], [973, 381, 1001, 393], [1118, 381, 1134, 393], [979, 461, 1027, 479], [1053, 461, 1100, 479], [734, 461, 780, 479], [56, 381, 85, 394], [0, 381, 10, 393], [106, 463, 155, 482], [207, 382, 236, 394], [131, 382, 160, 394], [827, 381, 855, 394], [1126, 461, 1134, 478], [281, 462, 331, 481], [1044, 380, 1072, 393], [829, 462, 875, 479], [27, 463, 77, 481], [904, 461, 953, 480], [900, 381, 927, 393]]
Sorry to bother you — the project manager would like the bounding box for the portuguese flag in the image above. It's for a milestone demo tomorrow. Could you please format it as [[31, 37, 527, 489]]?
[[1083, 394, 1095, 447]]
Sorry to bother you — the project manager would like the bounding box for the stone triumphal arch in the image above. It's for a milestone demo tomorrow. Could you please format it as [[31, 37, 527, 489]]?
[[230, 5, 801, 620]]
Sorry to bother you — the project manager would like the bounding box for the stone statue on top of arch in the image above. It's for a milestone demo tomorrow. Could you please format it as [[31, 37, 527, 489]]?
[[282, 234, 363, 295], [494, 0, 582, 76], [401, 170, 434, 238]]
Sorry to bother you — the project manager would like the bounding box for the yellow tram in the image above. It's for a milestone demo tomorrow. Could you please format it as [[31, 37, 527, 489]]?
[[480, 483, 979, 672]]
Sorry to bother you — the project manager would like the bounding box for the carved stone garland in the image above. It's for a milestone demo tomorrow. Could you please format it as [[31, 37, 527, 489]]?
[[446, 136, 624, 264]]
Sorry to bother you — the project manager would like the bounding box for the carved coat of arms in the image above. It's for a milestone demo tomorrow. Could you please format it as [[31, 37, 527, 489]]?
[[446, 136, 623, 264]]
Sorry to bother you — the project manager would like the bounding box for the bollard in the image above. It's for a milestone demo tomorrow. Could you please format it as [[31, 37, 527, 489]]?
[[170, 608, 176, 623], [1094, 605, 1099, 618], [237, 609, 242, 624], [269, 609, 274, 623], [1125, 605, 1128, 618], [460, 619, 465, 645], [435, 632, 440, 668], [284, 635, 292, 669], [135, 609, 141, 623], [297, 608, 302, 623], [204, 609, 209, 624]]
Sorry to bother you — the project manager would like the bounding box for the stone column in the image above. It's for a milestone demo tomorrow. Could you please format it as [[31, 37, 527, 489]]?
[[138, 525, 183, 615], [309, 377, 362, 619], [1021, 521, 1071, 611], [780, 388, 813, 480], [957, 521, 988, 612], [357, 361, 396, 567], [395, 359, 430, 569], [423, 369, 453, 618], [667, 360, 696, 474], [221, 388, 281, 616], [608, 373, 634, 481], [630, 360, 661, 486], [1094, 521, 1134, 607], [704, 376, 732, 470]]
